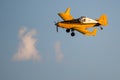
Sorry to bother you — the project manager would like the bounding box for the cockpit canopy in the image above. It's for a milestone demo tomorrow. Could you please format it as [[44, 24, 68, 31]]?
[[80, 16, 87, 19], [78, 16, 98, 23], [78, 16, 87, 23]]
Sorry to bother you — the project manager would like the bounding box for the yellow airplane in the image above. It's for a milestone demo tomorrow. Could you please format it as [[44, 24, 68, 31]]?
[[55, 7, 108, 36]]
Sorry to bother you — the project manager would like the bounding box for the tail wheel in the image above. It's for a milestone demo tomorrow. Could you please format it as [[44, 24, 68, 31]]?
[[71, 32, 75, 37], [100, 27, 103, 30]]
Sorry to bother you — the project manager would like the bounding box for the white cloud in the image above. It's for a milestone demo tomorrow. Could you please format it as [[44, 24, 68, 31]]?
[[54, 41, 64, 62], [13, 27, 41, 61]]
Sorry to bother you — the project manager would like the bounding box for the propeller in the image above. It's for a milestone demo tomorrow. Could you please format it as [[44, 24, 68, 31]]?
[[54, 21, 58, 32], [56, 25, 58, 32]]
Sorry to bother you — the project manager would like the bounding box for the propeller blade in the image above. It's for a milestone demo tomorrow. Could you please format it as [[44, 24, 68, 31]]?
[[54, 21, 58, 32], [56, 26, 58, 32]]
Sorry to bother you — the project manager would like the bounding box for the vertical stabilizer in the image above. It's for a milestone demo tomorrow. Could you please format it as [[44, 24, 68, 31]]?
[[98, 14, 108, 26]]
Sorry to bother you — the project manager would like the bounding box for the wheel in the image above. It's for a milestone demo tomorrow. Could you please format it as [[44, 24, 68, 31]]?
[[71, 32, 75, 37], [66, 29, 70, 33]]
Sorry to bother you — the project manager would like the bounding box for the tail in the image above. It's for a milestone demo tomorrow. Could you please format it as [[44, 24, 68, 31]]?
[[58, 7, 74, 21], [98, 14, 108, 26]]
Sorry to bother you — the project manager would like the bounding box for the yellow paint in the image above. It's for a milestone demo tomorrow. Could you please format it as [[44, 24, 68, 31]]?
[[57, 22, 98, 36], [56, 8, 108, 36], [58, 7, 74, 20], [98, 14, 108, 26]]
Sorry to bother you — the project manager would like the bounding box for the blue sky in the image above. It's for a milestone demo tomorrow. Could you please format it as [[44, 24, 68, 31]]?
[[0, 0, 120, 80]]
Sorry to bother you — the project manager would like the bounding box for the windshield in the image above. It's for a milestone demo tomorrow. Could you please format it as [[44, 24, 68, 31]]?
[[80, 16, 86, 19]]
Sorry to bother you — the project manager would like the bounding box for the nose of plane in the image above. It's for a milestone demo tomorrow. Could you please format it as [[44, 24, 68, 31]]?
[[55, 22, 61, 27], [55, 23, 58, 26], [55, 22, 59, 32]]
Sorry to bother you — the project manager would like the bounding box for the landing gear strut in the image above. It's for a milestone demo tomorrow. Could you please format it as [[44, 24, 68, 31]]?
[[66, 28, 75, 37]]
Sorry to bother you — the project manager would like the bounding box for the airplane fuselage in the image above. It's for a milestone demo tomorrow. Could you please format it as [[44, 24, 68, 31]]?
[[55, 19, 101, 36], [56, 20, 100, 30]]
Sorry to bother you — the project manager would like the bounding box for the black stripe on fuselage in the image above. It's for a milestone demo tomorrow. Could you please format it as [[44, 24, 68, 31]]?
[[94, 23, 101, 26], [61, 19, 80, 23]]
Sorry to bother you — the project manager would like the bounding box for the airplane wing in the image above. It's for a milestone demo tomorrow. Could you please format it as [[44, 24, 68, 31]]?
[[58, 8, 74, 21], [74, 27, 98, 36]]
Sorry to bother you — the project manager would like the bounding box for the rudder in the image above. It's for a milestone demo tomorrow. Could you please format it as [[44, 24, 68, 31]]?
[[98, 14, 108, 26]]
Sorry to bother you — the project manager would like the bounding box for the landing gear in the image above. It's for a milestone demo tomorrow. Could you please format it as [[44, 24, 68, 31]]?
[[100, 27, 103, 30], [66, 28, 75, 37], [71, 29, 75, 37], [71, 32, 75, 37], [71, 29, 74, 32], [66, 29, 70, 33]]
